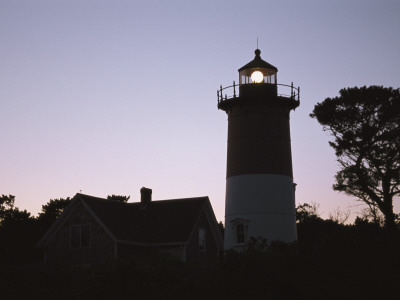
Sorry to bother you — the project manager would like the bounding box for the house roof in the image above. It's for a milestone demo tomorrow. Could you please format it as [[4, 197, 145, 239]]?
[[79, 194, 208, 244], [37, 193, 220, 247]]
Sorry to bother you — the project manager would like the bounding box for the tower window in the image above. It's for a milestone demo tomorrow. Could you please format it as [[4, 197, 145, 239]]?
[[236, 223, 248, 244], [231, 218, 249, 245]]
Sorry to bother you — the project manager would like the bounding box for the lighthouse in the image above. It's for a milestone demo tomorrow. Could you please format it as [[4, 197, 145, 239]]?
[[218, 49, 300, 250]]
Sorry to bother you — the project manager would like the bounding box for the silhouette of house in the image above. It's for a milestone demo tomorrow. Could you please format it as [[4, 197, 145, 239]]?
[[37, 188, 223, 265]]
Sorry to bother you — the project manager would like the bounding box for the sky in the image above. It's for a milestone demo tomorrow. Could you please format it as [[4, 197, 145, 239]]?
[[1, 0, 400, 223]]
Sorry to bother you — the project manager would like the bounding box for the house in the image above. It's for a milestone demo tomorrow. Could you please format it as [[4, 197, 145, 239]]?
[[37, 188, 223, 265]]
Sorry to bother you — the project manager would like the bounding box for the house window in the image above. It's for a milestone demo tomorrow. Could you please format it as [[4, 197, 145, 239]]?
[[199, 228, 206, 252], [70, 224, 91, 249]]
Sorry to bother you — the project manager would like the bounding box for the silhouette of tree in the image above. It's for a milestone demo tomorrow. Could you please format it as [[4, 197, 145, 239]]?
[[0, 195, 39, 264], [311, 86, 400, 230], [0, 194, 31, 229], [0, 194, 15, 223], [37, 197, 72, 229], [1, 208, 31, 226], [359, 204, 386, 226], [328, 207, 351, 224], [296, 202, 321, 223], [107, 195, 130, 202], [39, 197, 71, 218], [1, 200, 399, 299], [217, 221, 224, 237]]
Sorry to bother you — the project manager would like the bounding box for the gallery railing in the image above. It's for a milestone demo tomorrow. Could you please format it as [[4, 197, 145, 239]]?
[[217, 82, 300, 105]]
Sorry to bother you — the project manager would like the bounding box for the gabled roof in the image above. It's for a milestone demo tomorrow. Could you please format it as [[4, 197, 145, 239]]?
[[80, 194, 208, 244], [238, 49, 278, 72], [38, 193, 218, 247]]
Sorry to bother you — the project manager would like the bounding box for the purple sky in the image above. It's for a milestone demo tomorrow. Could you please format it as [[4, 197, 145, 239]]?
[[1, 0, 399, 222]]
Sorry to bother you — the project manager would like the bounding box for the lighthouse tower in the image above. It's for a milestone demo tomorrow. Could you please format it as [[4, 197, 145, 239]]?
[[218, 49, 300, 250]]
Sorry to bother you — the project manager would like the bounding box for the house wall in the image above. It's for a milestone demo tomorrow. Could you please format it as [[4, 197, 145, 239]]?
[[186, 210, 221, 263], [45, 202, 115, 265]]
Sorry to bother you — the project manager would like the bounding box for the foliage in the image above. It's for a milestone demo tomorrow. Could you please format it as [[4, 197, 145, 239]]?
[[38, 197, 72, 229], [0, 195, 40, 264], [359, 204, 385, 227], [1, 194, 31, 229], [244, 236, 269, 252], [1, 200, 400, 298], [311, 86, 400, 230], [0, 194, 15, 207], [328, 207, 351, 224], [217, 221, 224, 237], [0, 194, 15, 222], [296, 202, 321, 223], [3, 223, 397, 300], [39, 197, 72, 217], [107, 194, 130, 202], [1, 208, 31, 226]]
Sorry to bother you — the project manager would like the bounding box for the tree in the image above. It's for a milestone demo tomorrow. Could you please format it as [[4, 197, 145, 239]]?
[[311, 86, 400, 230], [1, 194, 31, 229], [328, 207, 350, 224], [0, 195, 40, 263], [39, 197, 72, 218], [107, 195, 130, 202], [1, 208, 31, 225], [38, 198, 72, 228], [296, 202, 321, 223], [359, 204, 385, 227], [1, 194, 15, 223]]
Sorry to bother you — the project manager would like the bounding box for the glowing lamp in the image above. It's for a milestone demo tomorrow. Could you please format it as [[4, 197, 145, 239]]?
[[251, 71, 264, 83]]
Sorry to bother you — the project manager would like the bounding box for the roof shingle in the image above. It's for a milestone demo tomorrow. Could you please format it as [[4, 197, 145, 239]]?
[[78, 194, 208, 244]]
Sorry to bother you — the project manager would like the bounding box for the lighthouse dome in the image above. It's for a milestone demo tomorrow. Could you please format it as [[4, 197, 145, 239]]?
[[238, 49, 277, 85]]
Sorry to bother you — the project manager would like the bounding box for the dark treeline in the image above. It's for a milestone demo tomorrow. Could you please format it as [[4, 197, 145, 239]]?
[[1, 195, 400, 299], [0, 195, 130, 265]]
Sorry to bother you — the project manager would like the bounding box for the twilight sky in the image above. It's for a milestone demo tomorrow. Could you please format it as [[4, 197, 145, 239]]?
[[1, 0, 399, 222]]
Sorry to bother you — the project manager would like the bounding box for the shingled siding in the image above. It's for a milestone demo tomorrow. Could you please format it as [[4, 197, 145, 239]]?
[[186, 209, 220, 263], [45, 202, 115, 265]]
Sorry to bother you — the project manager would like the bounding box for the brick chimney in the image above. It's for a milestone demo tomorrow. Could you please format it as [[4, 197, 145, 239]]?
[[140, 187, 152, 205]]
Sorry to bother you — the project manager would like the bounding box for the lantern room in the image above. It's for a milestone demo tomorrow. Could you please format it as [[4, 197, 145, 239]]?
[[217, 48, 300, 112], [238, 49, 277, 84]]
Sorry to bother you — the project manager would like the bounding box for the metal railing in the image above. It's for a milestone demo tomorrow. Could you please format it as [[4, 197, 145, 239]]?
[[217, 81, 300, 104]]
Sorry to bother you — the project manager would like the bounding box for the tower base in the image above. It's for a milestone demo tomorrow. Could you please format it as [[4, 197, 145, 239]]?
[[224, 174, 297, 250]]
